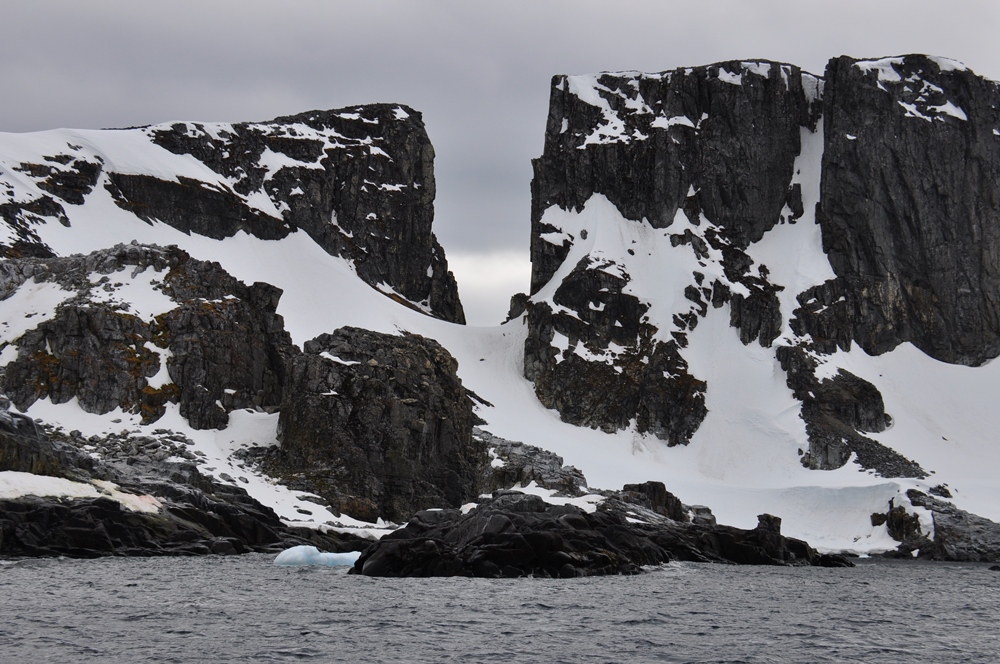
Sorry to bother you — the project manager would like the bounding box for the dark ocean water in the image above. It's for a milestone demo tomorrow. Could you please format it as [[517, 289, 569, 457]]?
[[1, 555, 998, 663]]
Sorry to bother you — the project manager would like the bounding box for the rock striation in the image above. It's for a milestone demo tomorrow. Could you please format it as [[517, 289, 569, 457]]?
[[814, 56, 1000, 366]]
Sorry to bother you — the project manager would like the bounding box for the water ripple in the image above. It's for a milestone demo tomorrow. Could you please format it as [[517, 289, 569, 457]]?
[[1, 556, 999, 662]]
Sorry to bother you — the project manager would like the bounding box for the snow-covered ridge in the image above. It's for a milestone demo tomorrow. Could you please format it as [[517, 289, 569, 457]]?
[[853, 56, 971, 122], [560, 61, 822, 148], [0, 110, 394, 224]]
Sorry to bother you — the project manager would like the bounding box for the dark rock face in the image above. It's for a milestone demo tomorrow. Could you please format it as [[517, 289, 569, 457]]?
[[523, 279, 709, 446], [1, 244, 295, 429], [530, 62, 820, 291], [265, 327, 487, 523], [521, 62, 822, 446], [351, 490, 852, 578], [0, 106, 464, 323], [817, 55, 1000, 366]]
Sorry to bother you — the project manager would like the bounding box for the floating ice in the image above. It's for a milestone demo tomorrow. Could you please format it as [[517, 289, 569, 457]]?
[[273, 545, 361, 567]]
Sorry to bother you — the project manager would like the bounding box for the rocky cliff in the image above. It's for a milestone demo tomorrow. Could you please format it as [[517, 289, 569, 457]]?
[[0, 244, 294, 426], [519, 55, 1000, 481], [0, 106, 464, 323], [0, 244, 485, 534], [814, 55, 1000, 365], [264, 327, 485, 523]]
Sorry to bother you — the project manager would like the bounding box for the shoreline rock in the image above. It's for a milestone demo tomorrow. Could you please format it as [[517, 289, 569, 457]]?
[[351, 490, 853, 578], [0, 401, 368, 559]]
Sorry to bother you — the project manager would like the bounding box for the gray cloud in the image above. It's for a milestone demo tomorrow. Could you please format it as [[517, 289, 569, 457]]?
[[4, 0, 999, 323]]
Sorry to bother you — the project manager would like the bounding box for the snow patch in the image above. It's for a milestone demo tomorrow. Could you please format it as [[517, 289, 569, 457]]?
[[741, 61, 772, 78], [717, 68, 743, 85], [0, 278, 75, 351], [855, 57, 904, 84], [0, 471, 161, 513], [651, 115, 696, 130]]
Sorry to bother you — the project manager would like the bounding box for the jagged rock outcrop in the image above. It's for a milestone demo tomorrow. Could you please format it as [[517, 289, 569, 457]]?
[[521, 55, 1000, 478], [351, 490, 852, 578], [0, 106, 464, 323], [0, 244, 295, 428], [873, 489, 1000, 562], [0, 243, 487, 531], [0, 401, 366, 558], [776, 346, 925, 477], [265, 327, 487, 523], [476, 428, 588, 496]]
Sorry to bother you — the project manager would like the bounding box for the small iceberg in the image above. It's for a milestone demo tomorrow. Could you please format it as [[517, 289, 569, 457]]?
[[273, 545, 361, 567]]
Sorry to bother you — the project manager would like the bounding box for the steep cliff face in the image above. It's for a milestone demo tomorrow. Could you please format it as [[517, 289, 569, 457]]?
[[0, 106, 464, 323], [522, 61, 826, 447], [266, 327, 485, 523], [522, 55, 1000, 479], [4, 61, 1000, 559], [813, 55, 1000, 366], [530, 60, 821, 291]]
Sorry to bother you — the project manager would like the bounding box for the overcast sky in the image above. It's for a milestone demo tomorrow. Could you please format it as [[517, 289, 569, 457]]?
[[4, 1, 999, 324]]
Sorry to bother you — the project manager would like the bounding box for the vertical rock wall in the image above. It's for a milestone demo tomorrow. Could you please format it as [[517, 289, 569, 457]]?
[[523, 55, 1000, 475], [816, 55, 1000, 365]]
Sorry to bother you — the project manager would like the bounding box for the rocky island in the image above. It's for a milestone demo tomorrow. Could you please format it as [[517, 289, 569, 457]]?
[[3, 54, 1000, 571]]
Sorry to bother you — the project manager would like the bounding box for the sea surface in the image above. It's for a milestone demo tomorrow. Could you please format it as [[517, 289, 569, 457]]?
[[1, 555, 998, 663]]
